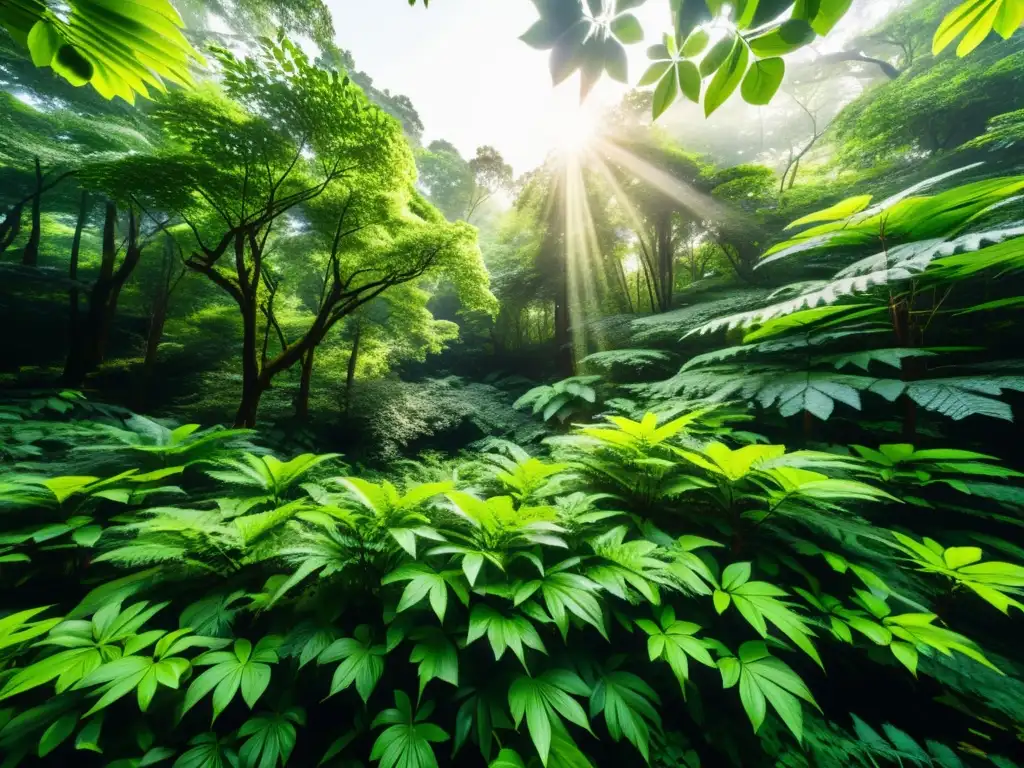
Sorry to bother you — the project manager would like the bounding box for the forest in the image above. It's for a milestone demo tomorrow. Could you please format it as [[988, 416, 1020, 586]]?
[[1, 0, 1024, 766]]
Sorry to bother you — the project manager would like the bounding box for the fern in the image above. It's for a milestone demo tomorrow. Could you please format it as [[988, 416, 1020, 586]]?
[[582, 349, 672, 370]]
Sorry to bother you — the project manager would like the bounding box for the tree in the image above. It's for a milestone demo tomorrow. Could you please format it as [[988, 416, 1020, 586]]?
[[0, 90, 151, 265], [830, 34, 1024, 168], [416, 140, 474, 222], [177, 0, 336, 48], [128, 39, 491, 426], [318, 44, 426, 144], [60, 199, 169, 385], [600, 133, 711, 311], [465, 146, 514, 223]]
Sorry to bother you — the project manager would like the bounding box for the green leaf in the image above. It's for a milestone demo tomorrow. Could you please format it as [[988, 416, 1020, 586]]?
[[370, 691, 448, 768], [699, 35, 735, 77], [651, 61, 679, 119], [704, 37, 749, 117], [721, 643, 818, 741], [238, 708, 303, 768], [740, 57, 784, 105], [933, 0, 1021, 56], [509, 671, 592, 765], [409, 628, 459, 696], [677, 60, 701, 102], [748, 20, 816, 57], [681, 28, 710, 56], [589, 670, 660, 760], [38, 712, 77, 757], [27, 20, 62, 67], [551, 20, 591, 85], [490, 749, 527, 768], [785, 195, 873, 229], [319, 628, 386, 704], [610, 14, 643, 44], [183, 637, 279, 720], [638, 60, 671, 86]]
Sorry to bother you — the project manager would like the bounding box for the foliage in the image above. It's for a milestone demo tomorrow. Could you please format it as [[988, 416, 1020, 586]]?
[[3, 3, 1024, 768], [1, 397, 1022, 767], [514, 376, 602, 423], [0, 0, 204, 102], [520, 0, 858, 117]]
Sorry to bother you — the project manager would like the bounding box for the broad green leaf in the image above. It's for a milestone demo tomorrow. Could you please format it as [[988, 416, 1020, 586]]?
[[740, 57, 784, 105], [704, 39, 749, 117]]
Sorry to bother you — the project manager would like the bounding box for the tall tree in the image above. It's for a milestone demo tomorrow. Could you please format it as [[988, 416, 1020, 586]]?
[[465, 145, 514, 222], [127, 39, 492, 426], [417, 140, 474, 221]]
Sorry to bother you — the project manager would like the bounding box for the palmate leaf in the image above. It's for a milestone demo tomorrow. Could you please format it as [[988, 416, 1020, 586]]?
[[172, 732, 239, 768], [370, 691, 449, 768], [508, 670, 593, 766], [886, 532, 1024, 614], [882, 613, 1001, 673], [182, 637, 281, 721], [933, 0, 1024, 57], [635, 607, 716, 692], [588, 669, 661, 761], [318, 625, 387, 703], [513, 567, 607, 640], [718, 641, 820, 742], [713, 563, 822, 667], [382, 563, 470, 623], [466, 605, 547, 670], [587, 525, 669, 604], [237, 707, 305, 768], [75, 653, 188, 716], [0, 600, 168, 700], [408, 627, 459, 696]]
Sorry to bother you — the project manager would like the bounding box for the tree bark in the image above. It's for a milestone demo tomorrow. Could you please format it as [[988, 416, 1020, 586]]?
[[94, 208, 141, 366], [140, 236, 180, 407], [295, 346, 316, 420], [655, 212, 674, 312], [21, 157, 43, 267], [63, 202, 117, 385], [344, 323, 362, 414], [67, 191, 90, 346], [235, 300, 264, 428], [63, 204, 147, 384], [0, 203, 23, 256]]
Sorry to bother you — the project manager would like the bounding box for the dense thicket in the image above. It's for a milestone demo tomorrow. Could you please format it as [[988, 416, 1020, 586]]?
[[1, 1, 1024, 768]]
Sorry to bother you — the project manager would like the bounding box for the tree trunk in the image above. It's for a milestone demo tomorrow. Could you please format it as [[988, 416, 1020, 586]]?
[[554, 275, 574, 377], [344, 324, 362, 414], [63, 203, 147, 384], [21, 157, 43, 267], [295, 347, 316, 420], [141, 297, 169, 403], [234, 302, 264, 428], [67, 191, 90, 346], [140, 240, 179, 408], [655, 213, 673, 312], [787, 158, 801, 190], [94, 208, 141, 366], [0, 203, 23, 256]]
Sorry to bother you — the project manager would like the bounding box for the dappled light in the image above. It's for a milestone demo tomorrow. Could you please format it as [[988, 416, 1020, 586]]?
[[2, 1, 1024, 767]]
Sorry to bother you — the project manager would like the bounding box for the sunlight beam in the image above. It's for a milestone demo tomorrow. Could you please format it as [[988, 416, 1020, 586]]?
[[594, 138, 735, 224]]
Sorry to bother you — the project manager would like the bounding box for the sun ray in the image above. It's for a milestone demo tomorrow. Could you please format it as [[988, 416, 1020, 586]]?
[[594, 138, 734, 223]]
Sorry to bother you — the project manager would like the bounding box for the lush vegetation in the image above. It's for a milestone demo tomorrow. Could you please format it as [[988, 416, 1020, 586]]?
[[2, 2, 1024, 768]]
